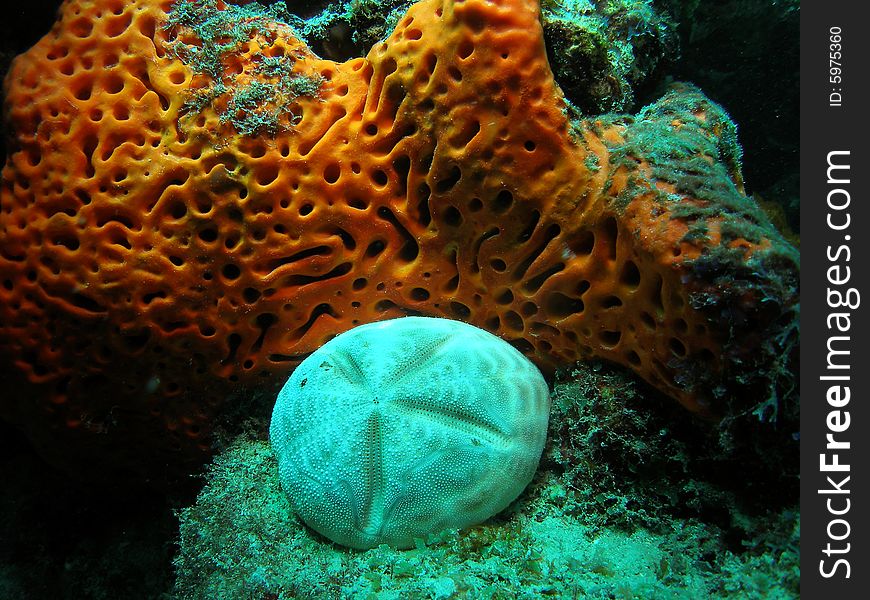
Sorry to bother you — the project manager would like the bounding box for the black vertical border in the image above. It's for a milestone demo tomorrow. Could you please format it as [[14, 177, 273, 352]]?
[[801, 1, 870, 596]]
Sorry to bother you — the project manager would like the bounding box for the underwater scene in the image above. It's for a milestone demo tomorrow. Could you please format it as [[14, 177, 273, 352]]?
[[0, 0, 799, 598]]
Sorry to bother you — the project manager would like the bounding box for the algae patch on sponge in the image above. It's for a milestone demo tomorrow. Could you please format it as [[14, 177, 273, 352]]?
[[0, 0, 798, 477]]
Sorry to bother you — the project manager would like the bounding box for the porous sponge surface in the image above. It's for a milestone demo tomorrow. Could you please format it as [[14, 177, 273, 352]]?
[[269, 316, 550, 549], [0, 0, 798, 473]]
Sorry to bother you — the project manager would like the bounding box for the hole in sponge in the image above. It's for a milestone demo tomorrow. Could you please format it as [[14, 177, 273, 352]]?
[[599, 330, 621, 347], [324, 162, 340, 184]]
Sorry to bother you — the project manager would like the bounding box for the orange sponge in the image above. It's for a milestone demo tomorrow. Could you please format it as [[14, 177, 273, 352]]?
[[0, 0, 798, 477]]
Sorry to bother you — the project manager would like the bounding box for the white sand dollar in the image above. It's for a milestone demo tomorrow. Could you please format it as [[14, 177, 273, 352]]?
[[269, 316, 550, 549]]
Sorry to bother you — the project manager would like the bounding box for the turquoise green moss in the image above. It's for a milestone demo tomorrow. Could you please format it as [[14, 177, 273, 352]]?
[[595, 85, 754, 229], [174, 363, 798, 599], [217, 72, 325, 136], [166, 0, 293, 77], [583, 152, 600, 173], [165, 0, 324, 136]]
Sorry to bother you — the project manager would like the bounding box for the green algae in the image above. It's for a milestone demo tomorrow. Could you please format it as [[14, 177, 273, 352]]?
[[165, 0, 324, 136], [583, 152, 601, 173], [165, 0, 293, 77], [596, 85, 753, 227]]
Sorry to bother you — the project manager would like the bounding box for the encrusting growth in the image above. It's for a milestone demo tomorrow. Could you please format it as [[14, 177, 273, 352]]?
[[0, 0, 798, 477]]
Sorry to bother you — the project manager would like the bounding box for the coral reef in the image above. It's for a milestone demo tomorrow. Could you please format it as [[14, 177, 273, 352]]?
[[288, 0, 416, 61], [174, 363, 799, 598], [0, 0, 798, 478], [541, 0, 677, 114], [270, 317, 549, 549], [290, 0, 678, 115], [539, 363, 798, 535]]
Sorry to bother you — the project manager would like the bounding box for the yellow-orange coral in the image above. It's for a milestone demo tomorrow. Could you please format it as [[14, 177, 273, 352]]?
[[0, 0, 798, 477]]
